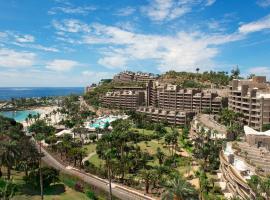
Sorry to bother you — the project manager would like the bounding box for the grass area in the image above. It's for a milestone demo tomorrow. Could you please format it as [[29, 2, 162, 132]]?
[[13, 185, 89, 200], [84, 143, 97, 154], [89, 153, 104, 168], [3, 169, 108, 200], [138, 139, 169, 156], [131, 128, 155, 136], [10, 171, 90, 200]]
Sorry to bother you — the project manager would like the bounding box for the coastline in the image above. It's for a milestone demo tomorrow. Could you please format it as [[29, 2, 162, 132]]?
[[19, 106, 60, 127]]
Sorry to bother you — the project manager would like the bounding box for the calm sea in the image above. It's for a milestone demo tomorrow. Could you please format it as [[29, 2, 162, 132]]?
[[0, 87, 84, 100]]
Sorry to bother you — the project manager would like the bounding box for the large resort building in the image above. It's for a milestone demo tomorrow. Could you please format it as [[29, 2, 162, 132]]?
[[101, 81, 223, 121], [150, 82, 223, 114], [228, 76, 270, 131], [137, 107, 195, 126], [102, 90, 146, 110], [101, 76, 224, 125]]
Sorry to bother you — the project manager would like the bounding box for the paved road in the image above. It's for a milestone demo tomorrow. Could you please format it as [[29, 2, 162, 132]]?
[[41, 147, 156, 200]]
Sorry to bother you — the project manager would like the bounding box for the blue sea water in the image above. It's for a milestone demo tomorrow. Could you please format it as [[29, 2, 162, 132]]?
[[0, 110, 39, 122], [0, 87, 84, 100]]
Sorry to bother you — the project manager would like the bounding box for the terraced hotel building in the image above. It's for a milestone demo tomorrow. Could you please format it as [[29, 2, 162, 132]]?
[[228, 76, 270, 131], [101, 79, 224, 126], [102, 90, 146, 110], [136, 107, 195, 126], [112, 71, 157, 84], [151, 82, 223, 114]]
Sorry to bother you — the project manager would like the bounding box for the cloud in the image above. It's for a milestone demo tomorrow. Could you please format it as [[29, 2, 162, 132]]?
[[82, 70, 113, 80], [52, 19, 90, 33], [0, 31, 58, 52], [247, 66, 270, 79], [0, 48, 36, 68], [48, 5, 96, 15], [239, 14, 270, 34], [141, 0, 214, 22], [0, 32, 8, 39], [205, 0, 216, 6], [98, 55, 127, 69], [13, 42, 59, 52], [116, 7, 136, 16], [45, 59, 80, 71], [53, 19, 244, 71], [257, 0, 270, 7], [82, 23, 241, 71], [15, 34, 35, 43], [0, 69, 112, 87], [141, 0, 190, 21]]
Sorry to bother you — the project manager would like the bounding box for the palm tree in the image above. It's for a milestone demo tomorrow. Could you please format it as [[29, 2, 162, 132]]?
[[139, 169, 153, 194], [156, 147, 165, 165], [162, 175, 198, 200], [0, 141, 19, 180], [27, 113, 33, 124], [35, 133, 45, 200], [0, 178, 17, 200]]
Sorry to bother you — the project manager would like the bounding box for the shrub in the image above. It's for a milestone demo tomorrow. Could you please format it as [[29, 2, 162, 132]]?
[[85, 190, 98, 200], [24, 167, 59, 189], [74, 182, 84, 192], [211, 185, 222, 194]]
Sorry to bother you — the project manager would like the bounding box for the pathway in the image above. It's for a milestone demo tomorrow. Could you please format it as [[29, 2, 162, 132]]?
[[82, 151, 96, 163], [41, 146, 156, 200]]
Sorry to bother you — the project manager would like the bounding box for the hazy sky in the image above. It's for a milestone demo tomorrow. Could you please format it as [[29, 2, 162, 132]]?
[[0, 0, 270, 86]]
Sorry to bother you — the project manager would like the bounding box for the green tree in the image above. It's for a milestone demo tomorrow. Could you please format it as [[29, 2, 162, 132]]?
[[0, 178, 17, 200], [156, 147, 165, 165], [24, 167, 59, 189], [162, 175, 198, 200]]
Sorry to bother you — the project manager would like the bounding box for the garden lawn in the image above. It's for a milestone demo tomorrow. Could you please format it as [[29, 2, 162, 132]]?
[[138, 139, 170, 156], [131, 128, 155, 136], [89, 153, 104, 168], [10, 171, 90, 200], [84, 143, 97, 154], [13, 186, 89, 200]]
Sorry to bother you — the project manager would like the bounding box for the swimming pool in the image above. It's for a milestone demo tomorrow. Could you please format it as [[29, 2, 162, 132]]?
[[89, 116, 119, 129], [0, 110, 39, 122]]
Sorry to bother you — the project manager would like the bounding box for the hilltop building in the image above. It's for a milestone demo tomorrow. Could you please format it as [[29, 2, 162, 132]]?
[[228, 76, 270, 131], [113, 71, 158, 84], [85, 83, 97, 93]]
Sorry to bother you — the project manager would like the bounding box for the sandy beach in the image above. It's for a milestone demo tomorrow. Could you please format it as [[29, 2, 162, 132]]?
[[22, 106, 61, 127]]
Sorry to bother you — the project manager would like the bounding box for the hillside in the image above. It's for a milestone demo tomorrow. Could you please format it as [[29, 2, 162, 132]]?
[[159, 71, 231, 88]]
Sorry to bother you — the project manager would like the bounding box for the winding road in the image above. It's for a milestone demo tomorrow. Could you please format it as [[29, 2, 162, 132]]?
[[41, 146, 156, 200]]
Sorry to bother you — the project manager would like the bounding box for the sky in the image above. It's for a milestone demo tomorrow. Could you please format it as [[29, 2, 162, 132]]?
[[0, 0, 270, 87]]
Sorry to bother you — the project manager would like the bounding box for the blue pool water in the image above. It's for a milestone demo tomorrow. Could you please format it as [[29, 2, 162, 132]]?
[[0, 110, 39, 122], [90, 116, 118, 129]]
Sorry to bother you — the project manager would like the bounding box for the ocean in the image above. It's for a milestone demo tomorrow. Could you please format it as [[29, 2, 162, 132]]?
[[0, 87, 84, 100]]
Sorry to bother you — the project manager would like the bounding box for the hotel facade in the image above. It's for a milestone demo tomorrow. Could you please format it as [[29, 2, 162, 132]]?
[[228, 76, 270, 131], [136, 106, 195, 126], [101, 81, 223, 114], [112, 71, 157, 84]]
